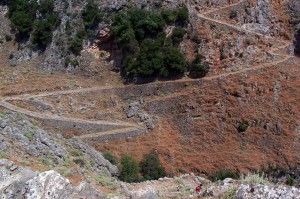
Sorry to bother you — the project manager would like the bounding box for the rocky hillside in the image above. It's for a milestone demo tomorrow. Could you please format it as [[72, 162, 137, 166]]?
[[0, 0, 299, 198], [1, 158, 300, 198]]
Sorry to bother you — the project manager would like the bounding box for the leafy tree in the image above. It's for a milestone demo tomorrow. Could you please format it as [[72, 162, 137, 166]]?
[[32, 20, 54, 49], [112, 12, 135, 45], [141, 150, 166, 180], [10, 11, 33, 38], [171, 27, 185, 45], [103, 152, 117, 165], [161, 46, 188, 77], [68, 30, 86, 55], [176, 6, 189, 24], [39, 0, 55, 17], [120, 155, 140, 182], [82, 0, 102, 29], [161, 8, 177, 24], [189, 53, 210, 78]]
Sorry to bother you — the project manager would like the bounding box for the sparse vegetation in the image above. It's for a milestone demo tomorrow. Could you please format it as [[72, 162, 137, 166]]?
[[104, 152, 117, 165], [55, 167, 72, 177], [96, 175, 117, 189], [221, 185, 238, 199], [24, 131, 34, 141], [241, 173, 269, 185], [214, 168, 239, 181], [0, 151, 7, 159], [68, 147, 83, 157]]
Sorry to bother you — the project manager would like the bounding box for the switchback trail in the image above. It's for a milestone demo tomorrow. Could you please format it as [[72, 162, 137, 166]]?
[[0, 0, 295, 140]]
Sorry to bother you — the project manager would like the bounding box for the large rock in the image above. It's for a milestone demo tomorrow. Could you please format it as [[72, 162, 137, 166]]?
[[0, 159, 105, 199], [236, 184, 300, 199]]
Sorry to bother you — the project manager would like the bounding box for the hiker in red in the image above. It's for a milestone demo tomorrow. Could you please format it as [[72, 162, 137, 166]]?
[[196, 183, 202, 195]]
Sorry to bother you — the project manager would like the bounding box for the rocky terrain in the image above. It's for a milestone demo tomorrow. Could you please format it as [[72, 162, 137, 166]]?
[[0, 0, 300, 198]]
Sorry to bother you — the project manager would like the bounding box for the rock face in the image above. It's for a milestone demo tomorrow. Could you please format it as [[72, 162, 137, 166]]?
[[236, 184, 300, 199], [0, 159, 104, 199], [0, 112, 118, 176]]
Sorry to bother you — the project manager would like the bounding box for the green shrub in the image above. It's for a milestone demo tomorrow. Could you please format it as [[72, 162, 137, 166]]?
[[161, 8, 177, 24], [111, 7, 190, 80], [68, 147, 83, 157], [0, 151, 7, 159], [238, 122, 249, 132], [189, 53, 210, 78], [9, 53, 14, 59], [287, 176, 297, 186], [221, 185, 238, 199], [241, 173, 269, 185], [32, 19, 57, 49], [7, 0, 59, 47], [10, 11, 34, 38], [120, 155, 140, 182], [104, 152, 117, 165], [161, 46, 188, 77], [171, 27, 185, 45], [55, 167, 72, 177], [213, 168, 239, 181], [24, 131, 34, 141], [68, 30, 86, 55], [176, 6, 189, 24], [230, 11, 238, 19], [141, 150, 166, 180], [5, 35, 12, 42], [191, 35, 201, 44], [82, 0, 102, 29], [96, 175, 117, 189]]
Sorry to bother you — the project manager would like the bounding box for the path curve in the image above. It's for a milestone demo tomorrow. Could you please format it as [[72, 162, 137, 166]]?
[[0, 0, 295, 140]]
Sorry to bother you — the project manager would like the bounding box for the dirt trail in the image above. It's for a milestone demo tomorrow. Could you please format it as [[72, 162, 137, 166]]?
[[0, 0, 295, 140], [0, 100, 138, 127]]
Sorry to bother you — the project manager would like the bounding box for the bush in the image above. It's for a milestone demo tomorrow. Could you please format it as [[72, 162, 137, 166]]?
[[32, 19, 57, 49], [191, 35, 201, 44], [68, 30, 86, 55], [171, 27, 185, 45], [120, 155, 140, 182], [230, 11, 238, 19], [161, 46, 188, 77], [5, 35, 12, 42], [111, 7, 190, 80], [241, 173, 269, 185], [104, 152, 117, 165], [96, 175, 117, 189], [238, 121, 249, 132], [161, 8, 177, 24], [10, 11, 34, 38], [141, 150, 166, 180], [214, 168, 239, 181], [82, 0, 102, 29], [176, 6, 189, 24], [189, 54, 210, 78], [221, 185, 238, 199], [7, 0, 59, 47], [287, 176, 297, 186]]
